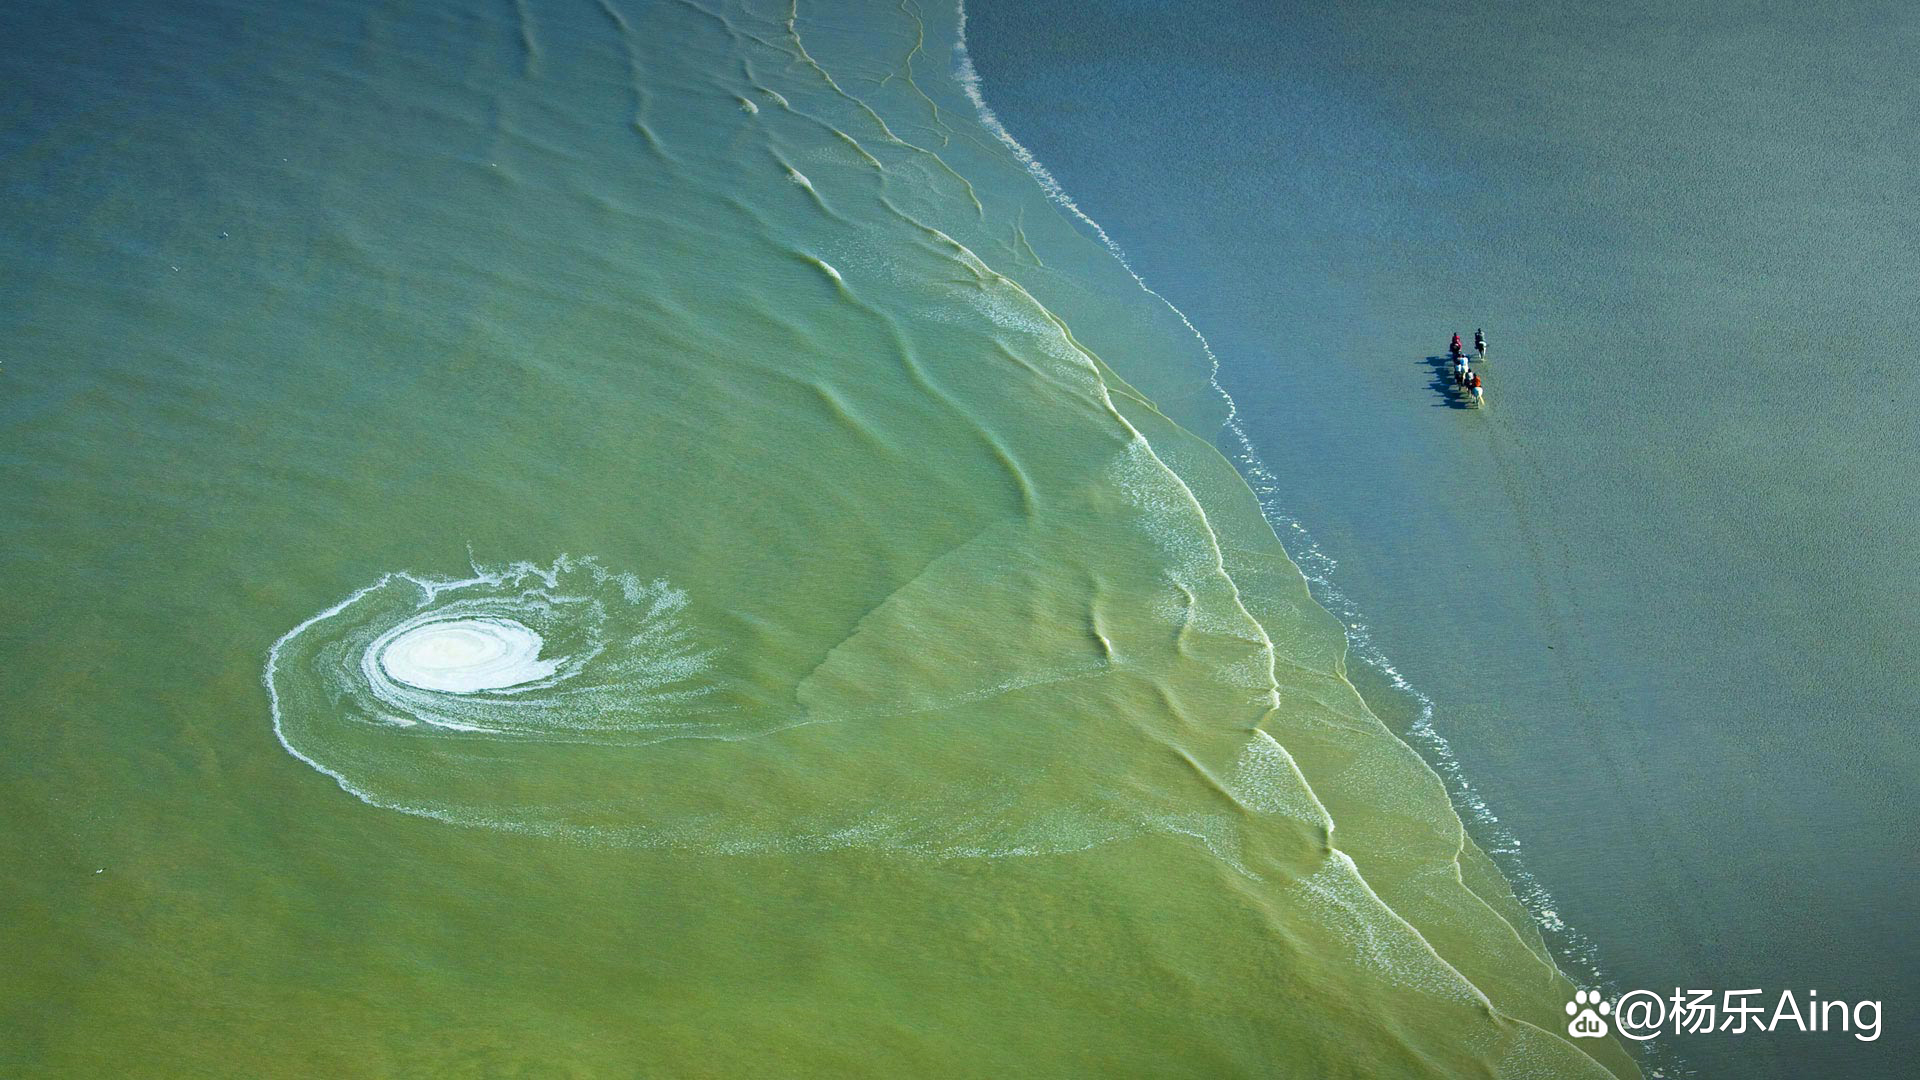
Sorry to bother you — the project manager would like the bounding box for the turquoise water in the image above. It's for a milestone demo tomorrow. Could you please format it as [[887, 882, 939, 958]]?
[[963, 1, 1918, 1077], [1, 0, 1644, 1075]]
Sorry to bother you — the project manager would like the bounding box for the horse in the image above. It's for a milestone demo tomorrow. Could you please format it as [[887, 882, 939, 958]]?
[[1471, 384, 1485, 408]]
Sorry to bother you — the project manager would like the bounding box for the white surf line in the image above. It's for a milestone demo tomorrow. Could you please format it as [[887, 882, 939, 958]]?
[[909, 217, 1538, 1023], [951, 0, 1620, 997]]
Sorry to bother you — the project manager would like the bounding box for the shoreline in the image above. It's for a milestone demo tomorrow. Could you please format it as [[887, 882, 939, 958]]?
[[953, 0, 1606, 990], [948, 3, 1640, 1075], [951, 3, 1920, 1077]]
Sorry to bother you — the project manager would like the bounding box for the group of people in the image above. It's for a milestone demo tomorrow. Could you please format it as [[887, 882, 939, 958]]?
[[1448, 329, 1486, 406]]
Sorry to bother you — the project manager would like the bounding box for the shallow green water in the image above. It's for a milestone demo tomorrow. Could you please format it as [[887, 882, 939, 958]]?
[[2, 0, 1634, 1074]]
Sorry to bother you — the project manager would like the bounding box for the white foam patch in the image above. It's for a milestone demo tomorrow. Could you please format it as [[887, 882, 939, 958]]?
[[1296, 851, 1486, 1004], [1111, 438, 1271, 655], [1227, 731, 1334, 831], [270, 555, 723, 750], [378, 617, 559, 693]]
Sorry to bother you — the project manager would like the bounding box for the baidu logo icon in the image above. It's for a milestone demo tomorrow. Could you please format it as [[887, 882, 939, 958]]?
[[1566, 989, 1613, 1039], [1559, 986, 1883, 1042]]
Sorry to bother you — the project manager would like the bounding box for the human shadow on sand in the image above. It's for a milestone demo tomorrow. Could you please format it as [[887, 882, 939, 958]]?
[[1425, 355, 1476, 409]]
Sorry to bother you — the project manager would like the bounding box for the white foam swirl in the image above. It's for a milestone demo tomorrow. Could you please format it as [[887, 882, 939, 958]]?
[[265, 555, 735, 814], [377, 617, 559, 694], [265, 551, 1327, 860]]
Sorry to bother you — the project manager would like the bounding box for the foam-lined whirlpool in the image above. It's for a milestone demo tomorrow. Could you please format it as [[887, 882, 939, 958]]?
[[263, 546, 1333, 861], [376, 616, 558, 694], [265, 556, 742, 835]]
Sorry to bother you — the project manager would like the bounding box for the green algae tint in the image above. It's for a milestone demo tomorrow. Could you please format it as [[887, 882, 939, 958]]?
[[0, 0, 1634, 1075]]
